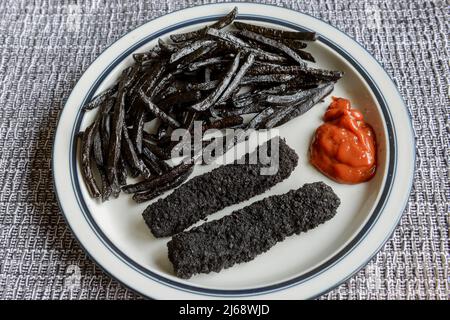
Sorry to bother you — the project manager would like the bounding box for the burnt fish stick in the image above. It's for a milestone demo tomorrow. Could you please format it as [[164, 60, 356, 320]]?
[[168, 182, 340, 279], [143, 137, 298, 237]]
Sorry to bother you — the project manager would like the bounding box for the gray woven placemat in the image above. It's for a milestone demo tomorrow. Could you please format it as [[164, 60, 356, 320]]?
[[0, 0, 448, 300]]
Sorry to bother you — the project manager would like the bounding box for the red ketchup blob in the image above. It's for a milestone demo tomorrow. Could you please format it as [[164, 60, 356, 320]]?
[[309, 97, 377, 184]]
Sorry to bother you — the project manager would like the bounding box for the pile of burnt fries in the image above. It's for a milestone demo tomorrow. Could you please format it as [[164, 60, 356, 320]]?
[[79, 7, 342, 202]]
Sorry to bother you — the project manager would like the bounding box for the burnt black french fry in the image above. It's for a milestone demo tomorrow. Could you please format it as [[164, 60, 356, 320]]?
[[142, 139, 171, 160], [131, 107, 145, 154], [204, 115, 243, 129], [129, 63, 166, 108], [171, 29, 202, 44], [170, 7, 238, 42], [124, 64, 142, 89], [204, 29, 248, 50], [190, 52, 241, 111], [141, 63, 167, 97], [284, 78, 321, 91], [141, 154, 163, 176], [280, 39, 307, 49], [139, 90, 181, 128], [247, 62, 290, 75], [156, 135, 173, 149], [188, 80, 219, 91], [238, 30, 307, 66], [117, 156, 129, 186], [248, 63, 343, 81], [157, 90, 202, 108], [260, 83, 291, 94], [100, 113, 110, 161], [231, 87, 277, 108], [233, 95, 259, 109], [198, 62, 228, 74], [142, 145, 171, 174], [233, 33, 309, 63], [174, 44, 217, 70], [140, 59, 161, 70], [92, 97, 114, 167], [217, 53, 255, 104], [158, 127, 177, 149], [156, 123, 169, 141], [132, 167, 193, 203], [231, 34, 272, 52], [82, 84, 118, 111], [80, 121, 101, 198], [133, 49, 160, 63], [132, 182, 173, 203], [264, 82, 334, 128], [106, 69, 128, 195], [158, 39, 178, 53], [155, 85, 180, 102], [209, 6, 238, 29], [127, 72, 148, 101], [295, 49, 315, 62], [298, 66, 343, 81], [121, 155, 140, 179], [84, 109, 111, 201], [265, 86, 325, 105], [206, 28, 287, 63], [247, 106, 276, 129], [210, 35, 285, 63], [177, 111, 188, 125], [221, 103, 268, 116], [206, 28, 250, 48], [92, 128, 104, 167], [240, 74, 296, 85], [122, 124, 152, 179], [142, 131, 158, 143], [187, 55, 233, 72], [234, 21, 317, 41], [98, 166, 112, 202], [170, 40, 216, 64], [150, 72, 176, 100], [251, 48, 287, 63], [141, 157, 160, 176], [122, 162, 193, 194], [182, 111, 197, 132], [239, 83, 292, 100], [204, 67, 211, 82], [231, 84, 289, 109]]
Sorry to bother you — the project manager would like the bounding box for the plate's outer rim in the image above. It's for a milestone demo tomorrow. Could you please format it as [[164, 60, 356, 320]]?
[[52, 2, 415, 299], [70, 16, 395, 296]]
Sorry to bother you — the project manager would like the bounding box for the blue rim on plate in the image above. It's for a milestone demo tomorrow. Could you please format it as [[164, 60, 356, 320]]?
[[53, 3, 414, 299]]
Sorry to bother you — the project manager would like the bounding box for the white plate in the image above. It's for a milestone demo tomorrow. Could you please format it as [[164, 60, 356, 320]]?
[[53, 3, 414, 299]]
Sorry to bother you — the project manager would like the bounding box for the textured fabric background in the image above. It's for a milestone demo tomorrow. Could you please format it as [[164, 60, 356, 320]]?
[[0, 0, 448, 300]]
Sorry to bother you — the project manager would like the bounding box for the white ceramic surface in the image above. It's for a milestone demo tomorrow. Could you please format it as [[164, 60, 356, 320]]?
[[53, 3, 414, 299]]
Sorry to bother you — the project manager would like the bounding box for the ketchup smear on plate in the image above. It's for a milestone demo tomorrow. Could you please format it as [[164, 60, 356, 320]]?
[[309, 97, 377, 184]]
